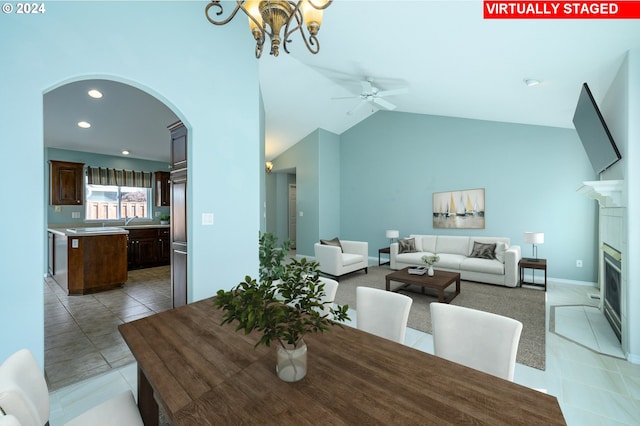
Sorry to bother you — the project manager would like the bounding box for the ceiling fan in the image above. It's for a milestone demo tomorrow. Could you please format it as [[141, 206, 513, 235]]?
[[333, 78, 408, 115]]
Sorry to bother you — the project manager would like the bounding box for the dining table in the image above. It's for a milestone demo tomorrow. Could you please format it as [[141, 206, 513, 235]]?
[[118, 297, 566, 425]]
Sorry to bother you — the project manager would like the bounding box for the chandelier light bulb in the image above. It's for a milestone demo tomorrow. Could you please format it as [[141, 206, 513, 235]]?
[[205, 0, 332, 59]]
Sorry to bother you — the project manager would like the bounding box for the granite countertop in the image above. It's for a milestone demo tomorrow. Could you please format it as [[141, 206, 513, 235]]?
[[48, 223, 170, 236]]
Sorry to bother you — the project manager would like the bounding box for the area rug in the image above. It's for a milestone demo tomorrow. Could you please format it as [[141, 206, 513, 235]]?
[[334, 266, 546, 370]]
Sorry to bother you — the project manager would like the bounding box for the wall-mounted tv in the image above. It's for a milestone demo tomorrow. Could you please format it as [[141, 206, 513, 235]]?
[[572, 82, 621, 174]]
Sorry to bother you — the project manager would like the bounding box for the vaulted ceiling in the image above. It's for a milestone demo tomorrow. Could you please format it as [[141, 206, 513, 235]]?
[[44, 1, 640, 163]]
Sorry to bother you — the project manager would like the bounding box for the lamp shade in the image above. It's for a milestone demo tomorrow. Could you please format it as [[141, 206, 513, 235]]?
[[524, 232, 544, 244], [385, 230, 399, 239]]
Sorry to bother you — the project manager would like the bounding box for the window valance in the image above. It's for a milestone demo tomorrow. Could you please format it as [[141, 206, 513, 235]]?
[[87, 167, 153, 188]]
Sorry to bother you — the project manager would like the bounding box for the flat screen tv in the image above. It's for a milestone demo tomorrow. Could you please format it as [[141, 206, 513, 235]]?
[[572, 82, 621, 174]]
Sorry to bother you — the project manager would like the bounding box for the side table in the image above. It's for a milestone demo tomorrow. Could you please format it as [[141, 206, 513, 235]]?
[[519, 258, 547, 291], [378, 247, 390, 266]]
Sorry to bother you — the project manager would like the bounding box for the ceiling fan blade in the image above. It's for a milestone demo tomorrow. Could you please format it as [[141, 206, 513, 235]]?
[[347, 99, 367, 116], [373, 97, 397, 110], [376, 87, 409, 97]]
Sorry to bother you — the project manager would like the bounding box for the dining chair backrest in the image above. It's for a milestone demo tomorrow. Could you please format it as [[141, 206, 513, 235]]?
[[0, 414, 21, 426], [0, 349, 49, 426], [430, 303, 523, 381], [318, 277, 339, 319], [0, 349, 143, 426], [356, 287, 412, 343]]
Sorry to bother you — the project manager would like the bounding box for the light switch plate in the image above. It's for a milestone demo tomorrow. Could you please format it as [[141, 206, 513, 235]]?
[[72, 211, 80, 219], [202, 213, 214, 225]]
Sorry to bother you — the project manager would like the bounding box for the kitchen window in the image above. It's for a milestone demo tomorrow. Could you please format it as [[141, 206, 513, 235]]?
[[85, 167, 152, 220]]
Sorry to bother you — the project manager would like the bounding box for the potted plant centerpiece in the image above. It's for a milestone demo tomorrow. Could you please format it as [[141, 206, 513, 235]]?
[[159, 214, 170, 225], [422, 254, 440, 276], [214, 233, 350, 382]]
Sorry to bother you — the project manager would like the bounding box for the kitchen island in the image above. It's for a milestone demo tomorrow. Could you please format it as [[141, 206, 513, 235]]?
[[48, 227, 129, 295]]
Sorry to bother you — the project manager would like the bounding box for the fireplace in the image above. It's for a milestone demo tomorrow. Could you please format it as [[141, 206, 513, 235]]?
[[602, 244, 622, 342]]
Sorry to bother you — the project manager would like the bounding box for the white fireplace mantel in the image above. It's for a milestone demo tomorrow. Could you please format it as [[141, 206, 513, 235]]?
[[577, 180, 625, 208]]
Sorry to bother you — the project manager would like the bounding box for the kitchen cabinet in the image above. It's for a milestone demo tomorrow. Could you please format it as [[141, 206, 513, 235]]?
[[158, 227, 170, 264], [155, 171, 170, 206], [50, 160, 84, 205], [48, 231, 55, 276], [169, 121, 188, 308], [48, 228, 128, 295], [127, 227, 170, 270]]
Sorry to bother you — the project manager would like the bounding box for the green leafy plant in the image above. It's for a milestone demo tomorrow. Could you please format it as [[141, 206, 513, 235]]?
[[214, 233, 349, 349], [422, 254, 440, 266], [159, 213, 170, 221], [258, 232, 291, 282]]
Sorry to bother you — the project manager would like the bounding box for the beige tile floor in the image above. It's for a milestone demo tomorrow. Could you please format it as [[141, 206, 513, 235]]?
[[44, 266, 171, 390], [47, 271, 640, 425]]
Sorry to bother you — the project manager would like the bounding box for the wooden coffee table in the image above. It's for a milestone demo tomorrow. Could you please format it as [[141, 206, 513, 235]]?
[[385, 268, 460, 303]]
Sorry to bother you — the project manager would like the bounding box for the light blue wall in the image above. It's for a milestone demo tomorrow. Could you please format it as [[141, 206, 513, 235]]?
[[339, 111, 598, 282], [1, 1, 260, 365], [272, 130, 319, 255], [318, 130, 341, 238], [46, 148, 171, 224], [269, 129, 341, 255]]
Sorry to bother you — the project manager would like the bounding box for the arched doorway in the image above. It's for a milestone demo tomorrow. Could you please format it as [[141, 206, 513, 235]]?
[[43, 77, 186, 390]]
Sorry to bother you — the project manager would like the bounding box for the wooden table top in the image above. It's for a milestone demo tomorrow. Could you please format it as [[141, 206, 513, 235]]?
[[119, 297, 565, 425], [387, 267, 460, 286]]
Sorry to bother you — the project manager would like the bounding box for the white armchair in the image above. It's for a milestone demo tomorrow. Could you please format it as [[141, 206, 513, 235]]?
[[314, 239, 368, 280]]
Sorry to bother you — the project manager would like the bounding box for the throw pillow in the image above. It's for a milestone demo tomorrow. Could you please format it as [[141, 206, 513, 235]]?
[[494, 242, 508, 263], [398, 238, 417, 254], [470, 241, 497, 259], [320, 237, 343, 252]]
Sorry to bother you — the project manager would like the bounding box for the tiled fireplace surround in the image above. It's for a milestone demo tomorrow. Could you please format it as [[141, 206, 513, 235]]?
[[583, 179, 631, 359]]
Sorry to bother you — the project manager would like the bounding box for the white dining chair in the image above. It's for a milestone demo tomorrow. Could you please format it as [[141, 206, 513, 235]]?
[[0, 349, 143, 426], [430, 303, 523, 381], [356, 287, 412, 343], [318, 277, 339, 319], [0, 414, 21, 426]]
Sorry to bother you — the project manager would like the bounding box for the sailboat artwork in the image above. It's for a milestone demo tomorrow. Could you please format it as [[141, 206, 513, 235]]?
[[433, 188, 485, 229]]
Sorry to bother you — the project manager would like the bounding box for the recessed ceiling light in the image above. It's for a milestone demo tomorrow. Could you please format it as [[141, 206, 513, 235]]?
[[88, 89, 103, 99], [122, 150, 130, 155], [77, 121, 91, 128], [524, 79, 541, 87]]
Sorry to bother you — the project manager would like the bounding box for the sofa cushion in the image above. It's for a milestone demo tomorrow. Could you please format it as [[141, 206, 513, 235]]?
[[435, 236, 470, 256], [398, 238, 416, 254], [410, 235, 437, 253], [469, 242, 497, 259], [460, 257, 505, 274], [397, 252, 434, 265], [434, 253, 466, 269], [320, 237, 342, 252], [342, 253, 364, 267]]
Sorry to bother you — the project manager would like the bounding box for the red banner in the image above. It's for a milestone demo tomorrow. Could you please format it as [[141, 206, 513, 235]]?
[[484, 1, 640, 18]]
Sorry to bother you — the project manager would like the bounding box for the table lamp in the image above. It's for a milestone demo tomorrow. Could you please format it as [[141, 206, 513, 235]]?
[[523, 232, 544, 261], [385, 230, 399, 246]]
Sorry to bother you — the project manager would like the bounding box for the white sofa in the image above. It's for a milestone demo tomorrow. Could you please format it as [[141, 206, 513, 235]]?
[[314, 240, 368, 280], [390, 235, 521, 287]]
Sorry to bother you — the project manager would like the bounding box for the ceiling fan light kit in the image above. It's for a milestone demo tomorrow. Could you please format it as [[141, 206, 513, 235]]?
[[205, 0, 332, 58]]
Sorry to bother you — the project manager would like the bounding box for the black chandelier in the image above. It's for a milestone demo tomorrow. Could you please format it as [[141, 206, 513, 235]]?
[[205, 1, 332, 58]]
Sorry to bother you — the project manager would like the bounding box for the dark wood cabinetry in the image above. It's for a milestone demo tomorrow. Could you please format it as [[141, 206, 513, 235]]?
[[158, 227, 170, 264], [50, 160, 84, 205], [155, 171, 171, 207], [127, 227, 170, 270], [50, 231, 128, 295], [169, 121, 188, 308]]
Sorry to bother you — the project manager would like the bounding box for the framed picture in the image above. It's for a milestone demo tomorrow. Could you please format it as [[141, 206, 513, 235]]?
[[433, 188, 485, 229]]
